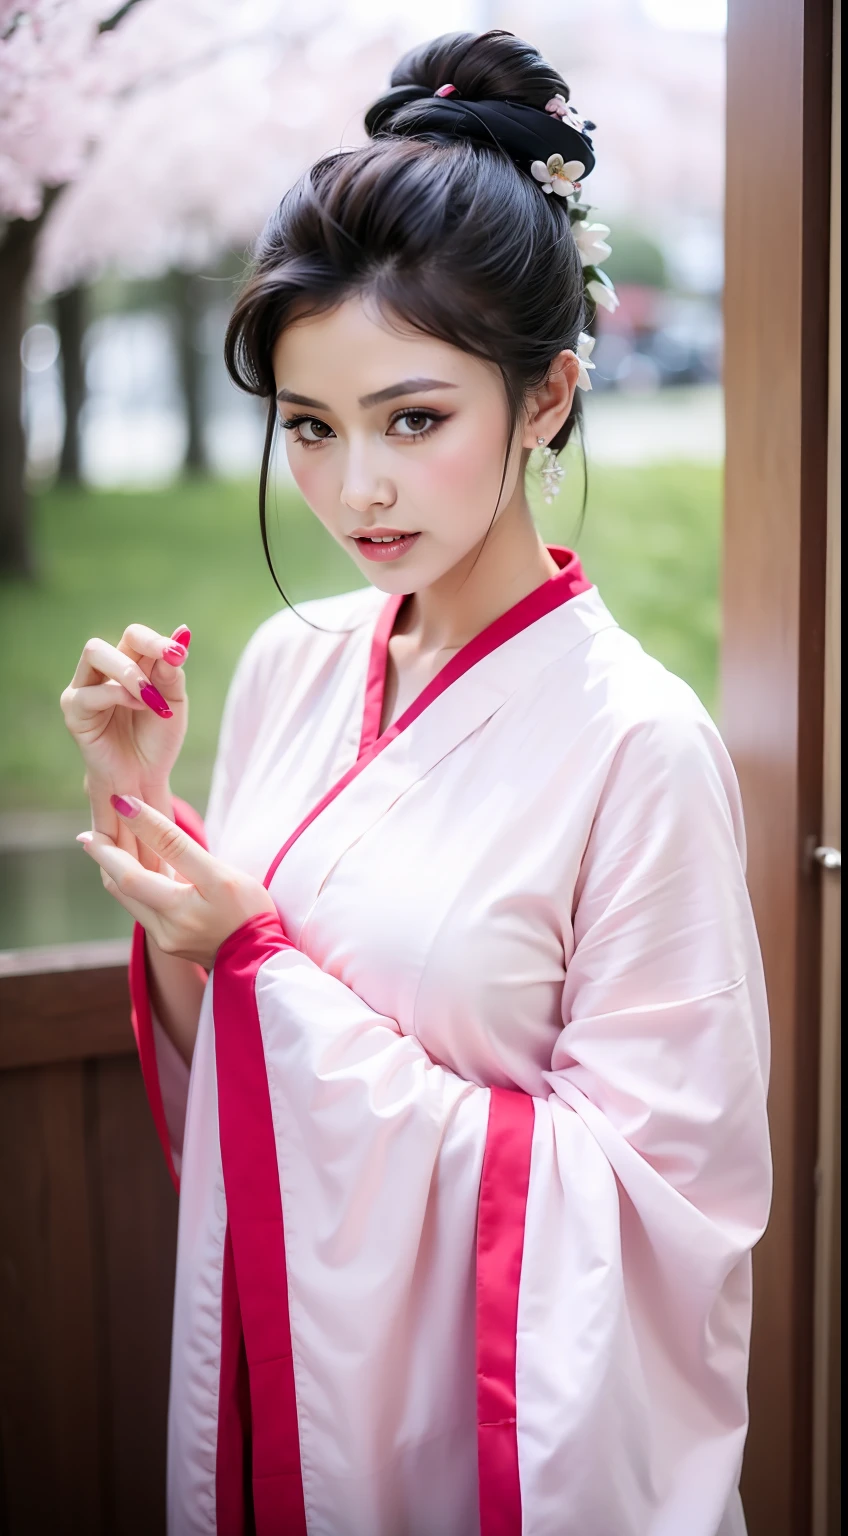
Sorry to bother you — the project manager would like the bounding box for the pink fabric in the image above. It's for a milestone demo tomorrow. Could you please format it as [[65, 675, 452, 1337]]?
[[128, 794, 208, 1192], [214, 551, 588, 1532], [476, 1088, 535, 1536], [213, 911, 305, 1536], [357, 589, 405, 756], [155, 568, 769, 1534], [134, 552, 743, 1532], [265, 547, 590, 890]]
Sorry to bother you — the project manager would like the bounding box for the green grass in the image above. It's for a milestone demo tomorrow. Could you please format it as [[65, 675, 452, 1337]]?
[[0, 462, 721, 813], [538, 456, 722, 711]]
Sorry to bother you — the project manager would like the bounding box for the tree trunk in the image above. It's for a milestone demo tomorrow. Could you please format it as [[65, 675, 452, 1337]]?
[[0, 217, 45, 576], [172, 269, 207, 475], [56, 283, 87, 485]]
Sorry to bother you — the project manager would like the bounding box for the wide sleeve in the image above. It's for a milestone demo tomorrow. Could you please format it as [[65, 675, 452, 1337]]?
[[523, 713, 772, 1535], [210, 712, 772, 1536], [128, 618, 279, 1187], [128, 796, 208, 1189]]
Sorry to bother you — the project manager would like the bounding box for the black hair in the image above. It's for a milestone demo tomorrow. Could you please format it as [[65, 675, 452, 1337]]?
[[224, 28, 588, 601]]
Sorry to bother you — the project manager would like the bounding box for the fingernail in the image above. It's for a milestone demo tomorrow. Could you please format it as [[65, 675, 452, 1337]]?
[[162, 642, 187, 665], [110, 794, 141, 819], [172, 626, 191, 650], [76, 831, 93, 845], [140, 682, 173, 718]]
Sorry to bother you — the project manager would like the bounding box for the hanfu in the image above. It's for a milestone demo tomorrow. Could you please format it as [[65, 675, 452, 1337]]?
[[128, 548, 772, 1536]]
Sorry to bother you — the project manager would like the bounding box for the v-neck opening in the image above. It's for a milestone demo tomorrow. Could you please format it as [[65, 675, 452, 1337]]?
[[357, 546, 590, 759], [265, 546, 590, 890]]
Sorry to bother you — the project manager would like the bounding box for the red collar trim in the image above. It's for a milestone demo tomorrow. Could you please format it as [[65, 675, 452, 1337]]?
[[265, 548, 590, 890], [358, 546, 590, 755]]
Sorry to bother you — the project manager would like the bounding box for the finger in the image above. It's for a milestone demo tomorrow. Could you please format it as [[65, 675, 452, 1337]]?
[[85, 789, 143, 849], [69, 638, 174, 717], [110, 795, 217, 891], [124, 623, 191, 696], [79, 830, 181, 914], [83, 845, 157, 926], [86, 796, 158, 876], [61, 679, 146, 731], [90, 854, 172, 951], [119, 623, 191, 669], [171, 624, 191, 651]]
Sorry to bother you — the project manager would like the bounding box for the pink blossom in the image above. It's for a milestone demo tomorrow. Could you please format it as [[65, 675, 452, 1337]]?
[[0, 2, 403, 291]]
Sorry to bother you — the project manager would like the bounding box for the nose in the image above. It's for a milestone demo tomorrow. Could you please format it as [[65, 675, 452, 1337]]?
[[340, 435, 395, 516]]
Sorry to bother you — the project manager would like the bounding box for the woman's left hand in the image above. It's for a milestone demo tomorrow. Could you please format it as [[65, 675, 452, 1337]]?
[[79, 794, 278, 969]]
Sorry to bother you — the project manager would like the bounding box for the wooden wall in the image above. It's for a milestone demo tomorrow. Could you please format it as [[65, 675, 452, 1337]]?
[[723, 1, 835, 1532], [0, 943, 177, 1536]]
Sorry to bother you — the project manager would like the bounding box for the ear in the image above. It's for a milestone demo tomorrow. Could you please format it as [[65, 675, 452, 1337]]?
[[522, 349, 580, 448]]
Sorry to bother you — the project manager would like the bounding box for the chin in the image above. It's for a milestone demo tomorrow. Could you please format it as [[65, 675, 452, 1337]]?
[[353, 557, 426, 595], [350, 539, 466, 595]]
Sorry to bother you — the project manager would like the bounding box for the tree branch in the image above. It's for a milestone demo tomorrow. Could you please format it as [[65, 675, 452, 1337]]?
[[98, 0, 148, 34], [0, 183, 62, 259]]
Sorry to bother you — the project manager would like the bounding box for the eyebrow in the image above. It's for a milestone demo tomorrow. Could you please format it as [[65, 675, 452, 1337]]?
[[275, 377, 458, 411], [362, 376, 458, 407]]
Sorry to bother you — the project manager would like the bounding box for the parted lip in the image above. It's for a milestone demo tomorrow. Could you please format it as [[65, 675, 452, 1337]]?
[[349, 527, 418, 539]]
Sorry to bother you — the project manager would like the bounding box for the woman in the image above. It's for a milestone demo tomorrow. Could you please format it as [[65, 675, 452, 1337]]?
[[61, 29, 772, 1536]]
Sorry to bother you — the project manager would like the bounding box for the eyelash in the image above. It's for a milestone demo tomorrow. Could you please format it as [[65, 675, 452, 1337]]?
[[279, 408, 446, 450]]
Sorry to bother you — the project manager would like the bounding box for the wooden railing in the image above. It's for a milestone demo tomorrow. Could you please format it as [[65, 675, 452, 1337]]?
[[0, 942, 177, 1536]]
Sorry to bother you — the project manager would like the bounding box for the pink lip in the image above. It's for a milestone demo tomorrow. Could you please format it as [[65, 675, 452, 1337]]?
[[353, 531, 421, 563]]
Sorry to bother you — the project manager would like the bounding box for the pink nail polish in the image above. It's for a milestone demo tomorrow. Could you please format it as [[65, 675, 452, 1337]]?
[[162, 642, 187, 665], [110, 794, 141, 818], [140, 682, 173, 718], [76, 831, 93, 844], [172, 626, 191, 649]]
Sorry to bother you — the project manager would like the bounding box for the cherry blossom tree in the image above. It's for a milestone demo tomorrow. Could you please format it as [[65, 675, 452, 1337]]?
[[0, 0, 396, 573]]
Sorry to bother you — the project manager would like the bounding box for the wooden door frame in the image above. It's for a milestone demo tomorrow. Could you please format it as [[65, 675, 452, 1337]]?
[[723, 2, 835, 1532], [812, 5, 841, 1529]]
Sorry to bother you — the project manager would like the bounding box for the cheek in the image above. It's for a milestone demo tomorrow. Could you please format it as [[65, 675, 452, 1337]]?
[[408, 418, 507, 507], [285, 442, 335, 516]]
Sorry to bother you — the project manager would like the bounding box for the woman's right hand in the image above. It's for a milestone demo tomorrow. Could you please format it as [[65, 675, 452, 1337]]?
[[61, 623, 191, 838]]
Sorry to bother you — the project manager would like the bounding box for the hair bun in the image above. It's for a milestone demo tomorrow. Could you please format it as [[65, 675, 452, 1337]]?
[[364, 31, 596, 180], [364, 84, 434, 139], [375, 28, 578, 117]]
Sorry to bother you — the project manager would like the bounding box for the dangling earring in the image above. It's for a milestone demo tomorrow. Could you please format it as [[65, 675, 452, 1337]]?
[[536, 435, 566, 503]]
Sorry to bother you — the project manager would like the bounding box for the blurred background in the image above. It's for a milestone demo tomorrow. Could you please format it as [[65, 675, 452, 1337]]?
[[0, 0, 727, 950]]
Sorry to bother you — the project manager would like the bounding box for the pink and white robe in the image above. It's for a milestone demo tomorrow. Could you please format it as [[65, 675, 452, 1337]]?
[[128, 548, 772, 1536]]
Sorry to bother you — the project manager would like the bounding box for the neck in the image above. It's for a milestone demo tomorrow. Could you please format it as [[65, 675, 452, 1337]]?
[[401, 497, 559, 656]]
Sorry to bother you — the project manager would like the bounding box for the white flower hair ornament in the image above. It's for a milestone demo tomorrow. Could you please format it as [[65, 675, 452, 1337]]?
[[527, 93, 618, 501], [565, 201, 619, 313], [572, 219, 612, 267], [528, 95, 620, 323], [575, 332, 596, 391], [567, 203, 618, 317], [530, 153, 585, 197], [586, 275, 619, 314]]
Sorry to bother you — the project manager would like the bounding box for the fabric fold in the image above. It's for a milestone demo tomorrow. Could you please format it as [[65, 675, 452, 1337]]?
[[129, 794, 209, 1189]]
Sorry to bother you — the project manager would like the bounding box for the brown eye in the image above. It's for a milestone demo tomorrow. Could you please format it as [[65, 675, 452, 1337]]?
[[390, 409, 443, 439], [297, 418, 333, 442]]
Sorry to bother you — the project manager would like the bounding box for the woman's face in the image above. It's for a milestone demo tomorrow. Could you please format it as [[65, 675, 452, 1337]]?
[[271, 292, 558, 594]]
